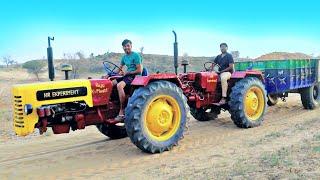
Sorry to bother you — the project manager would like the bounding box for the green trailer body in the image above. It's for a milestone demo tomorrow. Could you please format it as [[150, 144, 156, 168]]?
[[234, 59, 320, 94]]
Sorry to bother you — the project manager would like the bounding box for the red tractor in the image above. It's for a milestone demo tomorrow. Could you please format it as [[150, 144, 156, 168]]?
[[13, 32, 267, 153]]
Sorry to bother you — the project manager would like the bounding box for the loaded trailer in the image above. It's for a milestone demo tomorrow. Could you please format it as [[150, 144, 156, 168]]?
[[235, 59, 320, 109]]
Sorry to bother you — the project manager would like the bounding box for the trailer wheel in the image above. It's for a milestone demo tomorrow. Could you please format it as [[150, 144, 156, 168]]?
[[300, 83, 320, 109], [96, 123, 127, 139], [229, 77, 267, 128], [267, 94, 278, 106], [190, 107, 219, 121], [125, 80, 189, 153]]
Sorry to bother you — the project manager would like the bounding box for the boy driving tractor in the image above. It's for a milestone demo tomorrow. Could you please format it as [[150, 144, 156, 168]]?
[[112, 39, 142, 122]]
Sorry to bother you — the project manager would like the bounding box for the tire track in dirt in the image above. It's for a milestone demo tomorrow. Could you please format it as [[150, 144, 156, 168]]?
[[177, 105, 305, 151], [0, 139, 109, 165]]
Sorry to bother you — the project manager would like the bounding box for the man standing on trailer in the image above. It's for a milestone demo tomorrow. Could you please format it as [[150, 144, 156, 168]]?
[[214, 43, 234, 105]]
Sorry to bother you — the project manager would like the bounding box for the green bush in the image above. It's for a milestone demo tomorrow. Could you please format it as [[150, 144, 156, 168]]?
[[22, 60, 47, 80]]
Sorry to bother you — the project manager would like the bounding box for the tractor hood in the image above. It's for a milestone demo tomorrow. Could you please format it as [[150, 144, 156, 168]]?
[[12, 79, 94, 136]]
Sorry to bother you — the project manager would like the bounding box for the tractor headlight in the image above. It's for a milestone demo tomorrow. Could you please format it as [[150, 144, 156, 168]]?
[[24, 104, 33, 115]]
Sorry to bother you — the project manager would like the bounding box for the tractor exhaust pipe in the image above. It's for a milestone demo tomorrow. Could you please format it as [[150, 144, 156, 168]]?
[[172, 31, 178, 75], [47, 36, 55, 81]]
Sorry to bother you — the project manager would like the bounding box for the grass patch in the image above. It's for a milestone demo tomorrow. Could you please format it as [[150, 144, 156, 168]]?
[[249, 131, 285, 147], [209, 158, 257, 178], [260, 147, 293, 168], [314, 134, 320, 141], [229, 159, 256, 177], [251, 119, 319, 147], [265, 132, 283, 139], [294, 124, 306, 131], [313, 146, 320, 153]]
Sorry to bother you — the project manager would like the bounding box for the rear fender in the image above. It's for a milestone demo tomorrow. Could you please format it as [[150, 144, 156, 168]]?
[[228, 70, 264, 89], [131, 73, 182, 87], [231, 70, 264, 82]]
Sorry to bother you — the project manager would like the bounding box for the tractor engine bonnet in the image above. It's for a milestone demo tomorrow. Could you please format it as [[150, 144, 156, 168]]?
[[12, 79, 113, 136], [194, 72, 219, 92]]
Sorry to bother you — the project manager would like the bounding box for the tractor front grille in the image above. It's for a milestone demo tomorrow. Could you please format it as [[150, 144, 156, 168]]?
[[13, 96, 24, 128]]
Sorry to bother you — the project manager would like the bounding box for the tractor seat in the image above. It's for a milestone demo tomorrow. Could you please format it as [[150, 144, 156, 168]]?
[[123, 67, 148, 94], [142, 67, 148, 76]]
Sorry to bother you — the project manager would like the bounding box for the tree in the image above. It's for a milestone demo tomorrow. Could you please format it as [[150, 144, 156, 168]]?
[[22, 60, 46, 81], [140, 47, 144, 55], [75, 51, 85, 60], [231, 51, 240, 59], [103, 51, 110, 59], [89, 53, 94, 60], [2, 55, 15, 68]]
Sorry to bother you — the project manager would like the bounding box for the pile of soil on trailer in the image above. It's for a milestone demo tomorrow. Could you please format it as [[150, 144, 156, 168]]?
[[256, 52, 312, 60]]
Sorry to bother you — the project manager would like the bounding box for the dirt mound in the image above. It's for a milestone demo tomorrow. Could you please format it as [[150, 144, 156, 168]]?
[[256, 52, 312, 60]]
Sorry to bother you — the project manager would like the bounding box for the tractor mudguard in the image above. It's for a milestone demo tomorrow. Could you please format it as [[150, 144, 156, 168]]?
[[131, 73, 182, 87], [231, 70, 264, 82]]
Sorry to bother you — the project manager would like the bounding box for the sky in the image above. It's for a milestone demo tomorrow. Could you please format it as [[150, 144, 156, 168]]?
[[0, 0, 319, 63]]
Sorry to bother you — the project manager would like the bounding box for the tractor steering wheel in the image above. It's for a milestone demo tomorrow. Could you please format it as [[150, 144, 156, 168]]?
[[103, 61, 123, 77], [204, 62, 221, 73]]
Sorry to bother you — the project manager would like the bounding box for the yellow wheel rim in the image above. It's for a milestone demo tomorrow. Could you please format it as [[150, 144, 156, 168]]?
[[244, 86, 265, 121], [143, 95, 181, 141]]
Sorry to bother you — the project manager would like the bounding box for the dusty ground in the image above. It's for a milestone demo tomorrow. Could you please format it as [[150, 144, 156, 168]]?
[[0, 69, 319, 179]]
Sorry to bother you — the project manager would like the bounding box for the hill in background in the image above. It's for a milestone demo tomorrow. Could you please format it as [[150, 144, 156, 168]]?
[[54, 52, 213, 77], [1, 51, 318, 80]]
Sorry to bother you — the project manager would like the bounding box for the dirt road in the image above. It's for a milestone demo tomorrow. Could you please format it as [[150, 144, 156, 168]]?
[[0, 94, 319, 179]]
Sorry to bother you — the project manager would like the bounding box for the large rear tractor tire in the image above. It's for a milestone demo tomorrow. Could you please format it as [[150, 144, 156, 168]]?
[[190, 107, 220, 121], [125, 81, 189, 153], [300, 83, 320, 110], [96, 123, 127, 139], [267, 94, 278, 106], [229, 77, 267, 128]]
